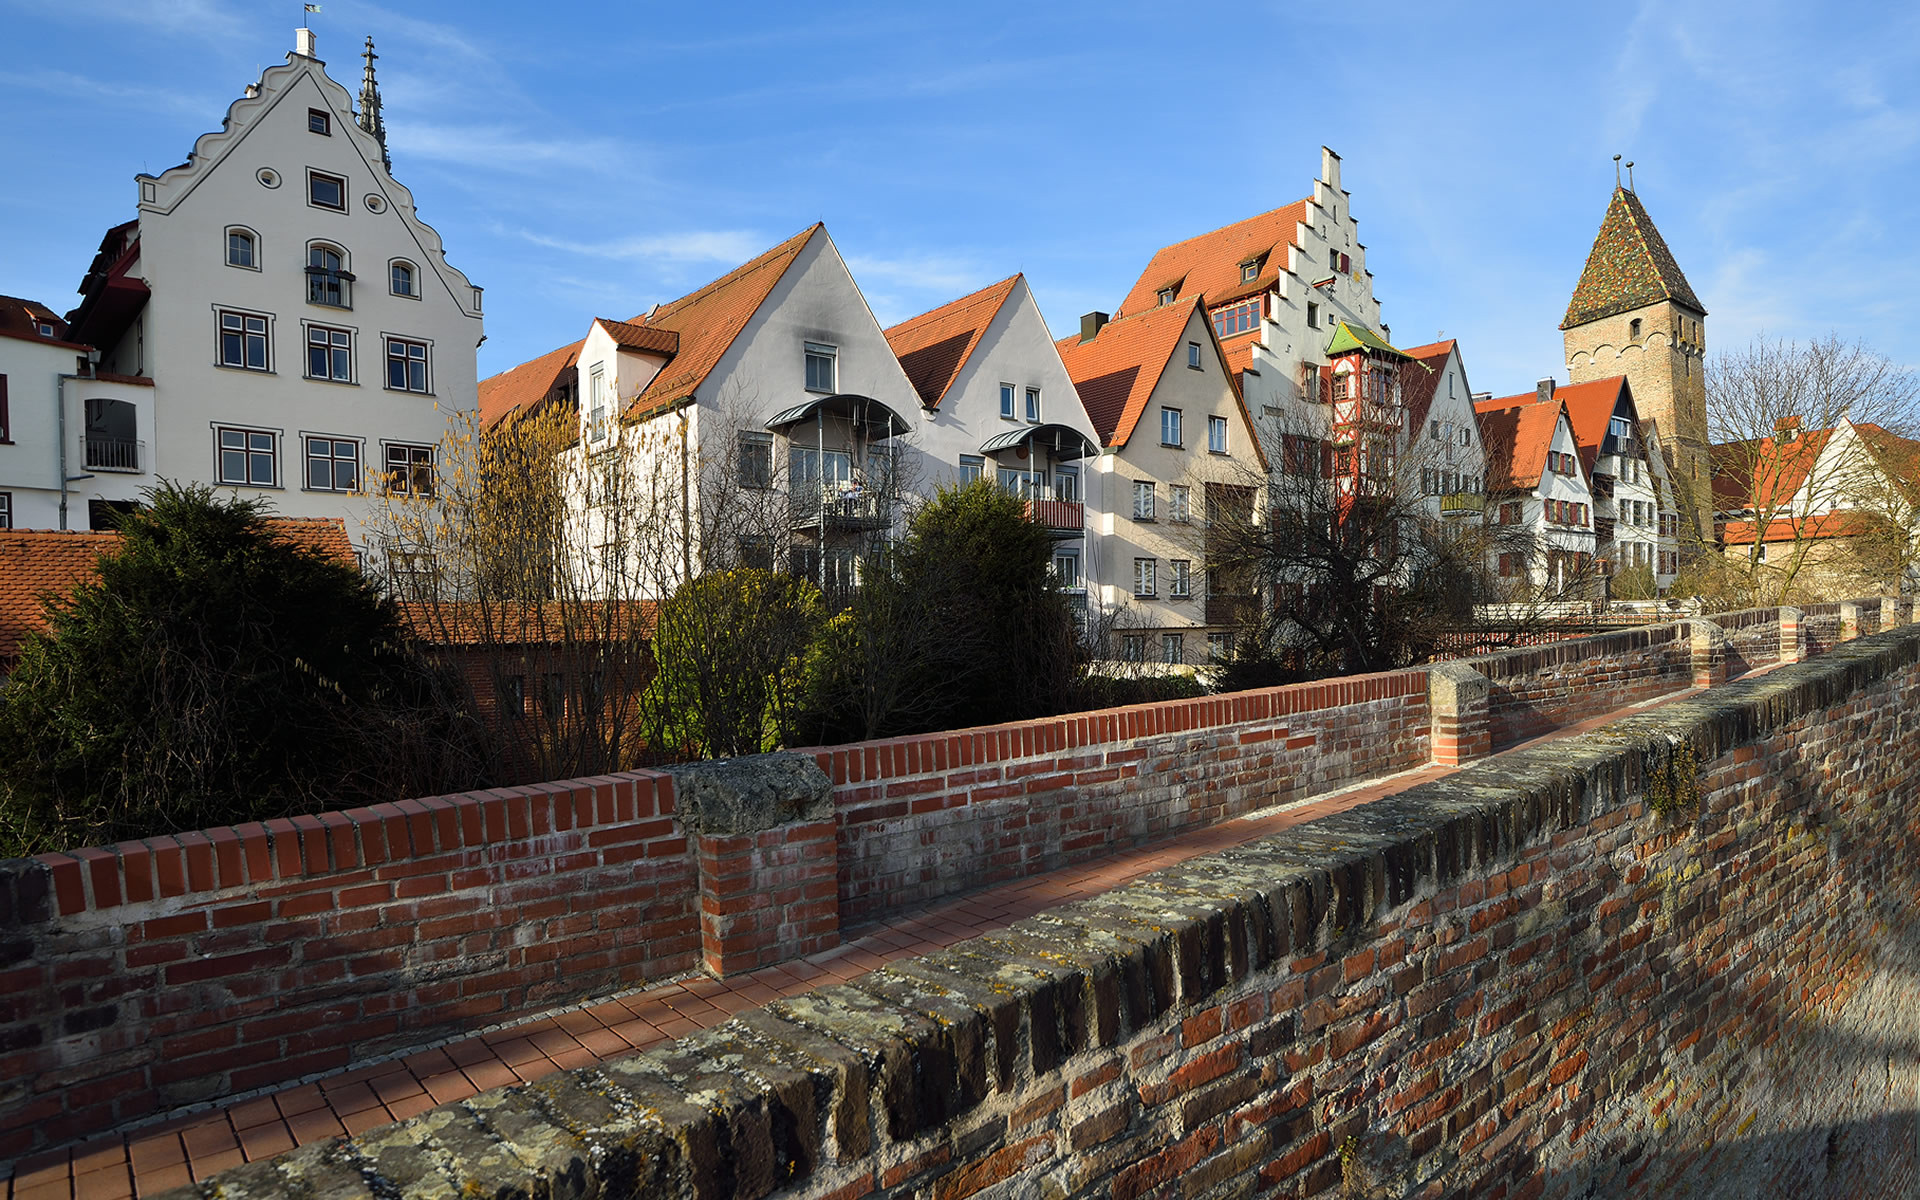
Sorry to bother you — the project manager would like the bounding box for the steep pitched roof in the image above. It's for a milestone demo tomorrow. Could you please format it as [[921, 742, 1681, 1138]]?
[[593, 318, 680, 357], [620, 224, 822, 420], [1853, 423, 1920, 505], [1561, 187, 1705, 329], [0, 520, 356, 664], [1054, 300, 1199, 447], [0, 295, 78, 347], [1325, 321, 1408, 359], [1117, 201, 1309, 317], [883, 275, 1021, 408], [1396, 340, 1457, 436], [1474, 396, 1570, 492], [1711, 426, 1835, 516], [1720, 512, 1882, 546], [479, 338, 583, 428], [1548, 377, 1633, 474]]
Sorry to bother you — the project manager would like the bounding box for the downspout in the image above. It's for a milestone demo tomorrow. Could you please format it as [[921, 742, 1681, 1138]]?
[[56, 350, 102, 531], [816, 408, 825, 592]]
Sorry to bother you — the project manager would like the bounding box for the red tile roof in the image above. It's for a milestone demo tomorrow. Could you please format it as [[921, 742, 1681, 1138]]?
[[478, 338, 583, 428], [478, 224, 824, 429], [883, 275, 1021, 408], [1395, 340, 1455, 438], [1054, 300, 1201, 447], [1117, 201, 1310, 318], [1711, 426, 1834, 516], [1541, 377, 1631, 475], [0, 294, 88, 350], [0, 519, 356, 663], [1474, 396, 1569, 491], [1720, 511, 1881, 546]]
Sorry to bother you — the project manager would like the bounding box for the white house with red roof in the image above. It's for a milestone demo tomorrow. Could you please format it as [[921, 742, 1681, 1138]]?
[[1543, 375, 1678, 589], [58, 27, 483, 554], [1474, 387, 1598, 594], [883, 275, 1102, 605], [0, 296, 158, 531], [1396, 339, 1488, 524], [1055, 300, 1267, 665]]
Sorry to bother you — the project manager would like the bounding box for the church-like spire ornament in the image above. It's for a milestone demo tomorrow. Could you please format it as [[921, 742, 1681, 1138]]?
[[358, 35, 389, 172]]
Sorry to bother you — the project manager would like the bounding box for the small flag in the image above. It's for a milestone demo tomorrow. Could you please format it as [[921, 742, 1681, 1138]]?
[[305, 4, 321, 12]]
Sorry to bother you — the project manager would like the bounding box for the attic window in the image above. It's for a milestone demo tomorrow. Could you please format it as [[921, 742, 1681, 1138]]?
[[1157, 287, 1176, 306], [1307, 301, 1319, 328], [1241, 261, 1258, 283], [308, 109, 331, 136]]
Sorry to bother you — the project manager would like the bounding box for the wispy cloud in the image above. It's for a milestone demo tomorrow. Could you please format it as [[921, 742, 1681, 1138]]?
[[517, 229, 769, 265], [0, 67, 209, 116], [844, 252, 990, 297], [396, 123, 631, 173]]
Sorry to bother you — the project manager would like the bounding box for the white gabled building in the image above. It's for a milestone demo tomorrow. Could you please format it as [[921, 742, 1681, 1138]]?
[[882, 275, 1103, 604], [1476, 388, 1598, 595], [59, 27, 483, 550], [1397, 339, 1489, 524]]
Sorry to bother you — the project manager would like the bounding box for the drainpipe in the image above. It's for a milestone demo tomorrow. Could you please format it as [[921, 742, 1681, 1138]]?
[[56, 350, 103, 531]]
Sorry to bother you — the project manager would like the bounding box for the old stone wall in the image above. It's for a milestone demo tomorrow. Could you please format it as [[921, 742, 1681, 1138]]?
[[1475, 625, 1691, 748], [192, 625, 1920, 1200]]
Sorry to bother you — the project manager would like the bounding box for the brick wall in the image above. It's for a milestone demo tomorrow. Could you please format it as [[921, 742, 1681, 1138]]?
[[233, 623, 1920, 1200], [1710, 605, 1782, 677], [0, 775, 694, 1161], [1474, 624, 1691, 749], [813, 671, 1433, 929]]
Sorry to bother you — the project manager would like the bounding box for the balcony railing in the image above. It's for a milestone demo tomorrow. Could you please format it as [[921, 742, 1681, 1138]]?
[[1439, 492, 1484, 515], [1024, 498, 1084, 538], [85, 436, 143, 473], [790, 483, 891, 531]]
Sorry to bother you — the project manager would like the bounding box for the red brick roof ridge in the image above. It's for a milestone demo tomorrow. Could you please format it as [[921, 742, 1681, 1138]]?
[[882, 274, 1022, 408]]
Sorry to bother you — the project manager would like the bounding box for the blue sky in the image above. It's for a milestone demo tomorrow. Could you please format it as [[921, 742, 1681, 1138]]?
[[4, 0, 1917, 398]]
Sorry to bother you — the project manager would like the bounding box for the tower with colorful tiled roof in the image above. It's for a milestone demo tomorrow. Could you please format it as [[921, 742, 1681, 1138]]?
[[1561, 185, 1710, 538]]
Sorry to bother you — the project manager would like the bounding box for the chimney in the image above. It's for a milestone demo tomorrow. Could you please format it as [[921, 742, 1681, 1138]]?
[[1471, 392, 1492, 404], [1320, 146, 1342, 193], [1536, 377, 1556, 403], [295, 27, 318, 59], [1080, 311, 1109, 343]]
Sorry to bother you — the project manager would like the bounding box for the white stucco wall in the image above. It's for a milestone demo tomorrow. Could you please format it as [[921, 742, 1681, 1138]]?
[[0, 336, 158, 529]]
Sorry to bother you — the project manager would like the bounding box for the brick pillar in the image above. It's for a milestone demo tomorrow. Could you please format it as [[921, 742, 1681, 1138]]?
[[1779, 607, 1805, 664], [1882, 596, 1903, 630], [667, 753, 840, 979], [1691, 620, 1728, 688], [1840, 602, 1861, 642], [1428, 662, 1490, 766]]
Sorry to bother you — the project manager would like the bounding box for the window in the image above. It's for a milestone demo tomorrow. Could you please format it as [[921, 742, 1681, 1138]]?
[[1133, 480, 1155, 520], [1430, 420, 1441, 441], [0, 492, 10, 529], [1000, 383, 1016, 419], [304, 436, 359, 492], [739, 431, 773, 488], [384, 443, 435, 497], [1629, 318, 1642, 340], [1133, 558, 1157, 597], [218, 310, 270, 371], [1211, 299, 1261, 339], [1241, 261, 1258, 282], [217, 427, 277, 487], [1025, 387, 1041, 422], [804, 341, 836, 392], [738, 537, 776, 571], [1307, 301, 1319, 328], [959, 454, 984, 484], [1208, 415, 1228, 454], [1161, 407, 1183, 447], [1460, 427, 1472, 447], [501, 675, 525, 718], [1499, 501, 1520, 525], [1055, 466, 1079, 502], [307, 244, 351, 307], [226, 228, 257, 269], [1121, 635, 1145, 662], [1169, 560, 1192, 599], [1168, 484, 1190, 522], [308, 108, 331, 135], [308, 170, 346, 211], [0, 373, 8, 441], [1161, 633, 1184, 665], [306, 324, 353, 382], [1329, 249, 1341, 271], [1207, 632, 1233, 661], [390, 261, 417, 297], [588, 365, 608, 440], [1157, 287, 1176, 306], [1187, 342, 1202, 370], [385, 337, 430, 392], [1054, 551, 1080, 589]]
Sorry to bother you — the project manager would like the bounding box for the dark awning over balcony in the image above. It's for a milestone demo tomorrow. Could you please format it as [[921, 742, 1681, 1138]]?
[[979, 423, 1095, 462], [767, 394, 909, 440]]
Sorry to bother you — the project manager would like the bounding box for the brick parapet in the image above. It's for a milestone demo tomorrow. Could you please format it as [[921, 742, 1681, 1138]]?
[[179, 622, 1920, 1200]]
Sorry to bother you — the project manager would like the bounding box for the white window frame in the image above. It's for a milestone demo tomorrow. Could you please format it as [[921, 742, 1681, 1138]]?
[[304, 322, 355, 384], [307, 169, 348, 213], [307, 108, 332, 136], [588, 364, 609, 441], [389, 259, 420, 299], [738, 431, 773, 489], [959, 454, 985, 484], [804, 341, 837, 393], [1132, 480, 1155, 520], [1168, 484, 1190, 523], [1208, 415, 1229, 455], [215, 425, 279, 488], [302, 434, 361, 493], [1053, 550, 1081, 590], [1133, 558, 1157, 598], [216, 308, 272, 373], [1161, 407, 1183, 447], [1187, 342, 1202, 370], [225, 226, 260, 271], [1025, 387, 1041, 423], [383, 335, 431, 394], [1169, 559, 1192, 599], [0, 492, 12, 530], [1161, 632, 1184, 665], [1000, 383, 1016, 420], [1054, 465, 1078, 502]]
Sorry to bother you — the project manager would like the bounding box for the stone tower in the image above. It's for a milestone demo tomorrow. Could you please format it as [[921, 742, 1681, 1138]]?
[[1561, 187, 1710, 537]]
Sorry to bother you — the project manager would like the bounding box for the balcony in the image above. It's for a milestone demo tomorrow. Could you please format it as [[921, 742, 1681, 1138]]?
[[1024, 498, 1084, 539], [1439, 492, 1484, 516], [84, 436, 143, 473], [790, 483, 891, 532]]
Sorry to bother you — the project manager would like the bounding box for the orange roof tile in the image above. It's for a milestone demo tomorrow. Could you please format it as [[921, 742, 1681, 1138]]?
[[1396, 340, 1456, 437], [1117, 201, 1310, 317], [1054, 300, 1200, 448], [1711, 426, 1834, 516], [594, 318, 680, 357], [1541, 377, 1631, 475], [1474, 396, 1569, 491], [883, 275, 1021, 408], [1720, 511, 1881, 546], [479, 338, 583, 428], [0, 519, 356, 663], [0, 293, 89, 351]]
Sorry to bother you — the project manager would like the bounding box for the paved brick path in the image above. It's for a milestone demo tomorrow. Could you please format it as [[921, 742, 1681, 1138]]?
[[2, 680, 1720, 1200]]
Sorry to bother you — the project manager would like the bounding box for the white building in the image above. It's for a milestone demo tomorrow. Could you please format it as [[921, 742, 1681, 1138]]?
[[1544, 375, 1678, 591], [58, 27, 483, 551], [1397, 339, 1488, 524], [882, 275, 1103, 607], [1476, 389, 1598, 594], [0, 297, 157, 530]]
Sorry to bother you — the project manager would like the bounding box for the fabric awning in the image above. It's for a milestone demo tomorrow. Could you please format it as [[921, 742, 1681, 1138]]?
[[766, 394, 910, 439], [979, 423, 1095, 462]]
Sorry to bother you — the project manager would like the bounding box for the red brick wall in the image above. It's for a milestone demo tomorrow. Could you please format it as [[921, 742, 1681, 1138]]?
[[0, 774, 693, 1161], [1475, 624, 1691, 748], [1711, 605, 1783, 677], [810, 670, 1433, 929]]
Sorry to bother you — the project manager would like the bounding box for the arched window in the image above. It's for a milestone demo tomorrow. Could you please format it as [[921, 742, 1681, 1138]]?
[[1629, 317, 1642, 340], [226, 227, 259, 269], [307, 243, 352, 308], [389, 259, 418, 298]]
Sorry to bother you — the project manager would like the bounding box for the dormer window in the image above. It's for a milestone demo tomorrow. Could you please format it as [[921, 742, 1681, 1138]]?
[[308, 108, 331, 136], [1157, 287, 1176, 306], [1241, 261, 1258, 283]]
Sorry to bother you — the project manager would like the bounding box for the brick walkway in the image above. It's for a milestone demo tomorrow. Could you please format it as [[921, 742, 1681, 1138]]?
[[2, 679, 1723, 1200]]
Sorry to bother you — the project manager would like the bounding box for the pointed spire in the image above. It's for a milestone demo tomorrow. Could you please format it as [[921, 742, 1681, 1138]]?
[[1560, 186, 1704, 330], [357, 35, 389, 172]]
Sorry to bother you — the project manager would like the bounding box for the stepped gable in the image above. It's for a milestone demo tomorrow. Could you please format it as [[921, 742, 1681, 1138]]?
[[1561, 187, 1705, 328], [883, 275, 1021, 408], [1054, 300, 1200, 447], [1117, 201, 1309, 317]]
